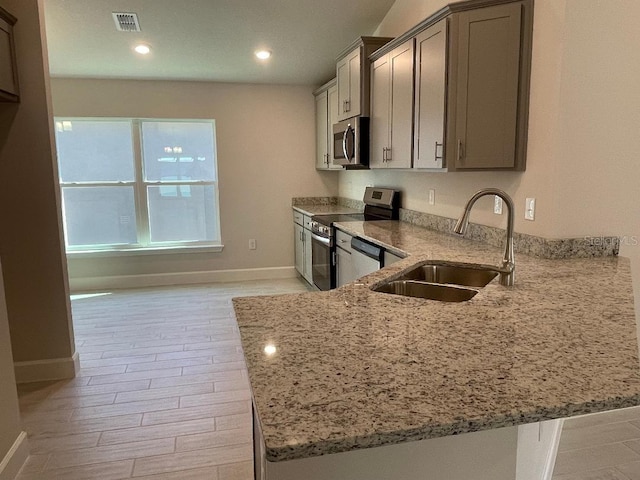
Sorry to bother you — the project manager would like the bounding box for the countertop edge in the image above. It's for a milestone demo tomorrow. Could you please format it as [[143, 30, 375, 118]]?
[[262, 394, 640, 462]]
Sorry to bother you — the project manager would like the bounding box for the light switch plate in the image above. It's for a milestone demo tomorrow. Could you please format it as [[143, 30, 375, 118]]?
[[525, 198, 535, 221]]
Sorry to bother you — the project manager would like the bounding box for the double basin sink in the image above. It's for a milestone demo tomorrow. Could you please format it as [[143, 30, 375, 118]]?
[[373, 261, 499, 302]]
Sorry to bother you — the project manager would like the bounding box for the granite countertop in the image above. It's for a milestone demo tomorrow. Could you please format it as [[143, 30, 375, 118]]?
[[233, 220, 640, 462], [292, 204, 362, 216]]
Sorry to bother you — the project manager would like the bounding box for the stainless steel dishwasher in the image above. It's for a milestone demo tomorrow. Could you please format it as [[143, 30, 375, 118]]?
[[351, 237, 384, 279]]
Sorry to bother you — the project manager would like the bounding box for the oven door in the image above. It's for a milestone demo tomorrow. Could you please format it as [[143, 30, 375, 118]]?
[[311, 232, 334, 291]]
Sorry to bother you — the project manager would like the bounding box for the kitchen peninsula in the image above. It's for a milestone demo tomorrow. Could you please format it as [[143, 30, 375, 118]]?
[[233, 219, 640, 480]]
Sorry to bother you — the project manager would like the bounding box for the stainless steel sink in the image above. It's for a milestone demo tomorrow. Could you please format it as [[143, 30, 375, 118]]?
[[372, 261, 498, 302], [374, 280, 478, 302], [399, 262, 498, 287]]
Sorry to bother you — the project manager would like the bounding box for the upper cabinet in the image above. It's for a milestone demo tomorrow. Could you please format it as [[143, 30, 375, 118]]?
[[413, 19, 447, 169], [314, 78, 342, 170], [336, 37, 393, 122], [0, 7, 18, 102], [369, 0, 533, 171], [370, 40, 415, 169], [447, 2, 528, 170]]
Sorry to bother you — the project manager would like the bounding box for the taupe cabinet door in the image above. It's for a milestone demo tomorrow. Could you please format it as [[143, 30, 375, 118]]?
[[314, 82, 342, 170], [370, 55, 390, 168], [370, 40, 415, 169], [337, 48, 361, 121], [414, 19, 447, 169], [314, 89, 329, 169], [294, 223, 304, 277], [452, 3, 522, 169], [327, 84, 341, 168]]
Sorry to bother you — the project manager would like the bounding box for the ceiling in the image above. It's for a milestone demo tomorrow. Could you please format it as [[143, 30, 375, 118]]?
[[42, 0, 397, 86]]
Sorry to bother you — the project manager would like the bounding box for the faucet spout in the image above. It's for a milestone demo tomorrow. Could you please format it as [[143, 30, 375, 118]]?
[[454, 188, 515, 286]]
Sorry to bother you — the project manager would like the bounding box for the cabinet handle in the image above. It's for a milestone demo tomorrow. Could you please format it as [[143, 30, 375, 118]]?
[[387, 147, 392, 162], [435, 142, 443, 161], [326, 153, 330, 166], [457, 140, 464, 162], [382, 147, 387, 162], [344, 99, 350, 113]]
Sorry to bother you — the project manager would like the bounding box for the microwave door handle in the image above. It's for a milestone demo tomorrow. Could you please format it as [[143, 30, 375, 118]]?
[[342, 128, 349, 161]]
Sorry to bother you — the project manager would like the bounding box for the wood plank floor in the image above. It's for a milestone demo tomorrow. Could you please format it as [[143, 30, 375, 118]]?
[[553, 406, 640, 480], [16, 278, 311, 480], [16, 277, 640, 479]]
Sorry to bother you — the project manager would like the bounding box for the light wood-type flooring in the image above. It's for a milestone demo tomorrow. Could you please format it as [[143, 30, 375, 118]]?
[[14, 277, 640, 479], [15, 278, 311, 480], [553, 406, 640, 480]]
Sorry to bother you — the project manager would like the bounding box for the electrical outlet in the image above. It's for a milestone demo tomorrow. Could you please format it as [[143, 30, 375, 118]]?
[[525, 198, 536, 221], [494, 196, 503, 215], [428, 189, 435, 205], [249, 239, 257, 250]]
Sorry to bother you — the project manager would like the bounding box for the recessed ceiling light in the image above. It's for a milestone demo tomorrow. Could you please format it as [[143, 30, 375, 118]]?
[[255, 50, 272, 60], [134, 44, 151, 55]]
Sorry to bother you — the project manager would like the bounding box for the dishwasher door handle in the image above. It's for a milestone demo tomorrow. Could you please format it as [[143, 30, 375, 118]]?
[[351, 237, 384, 262]]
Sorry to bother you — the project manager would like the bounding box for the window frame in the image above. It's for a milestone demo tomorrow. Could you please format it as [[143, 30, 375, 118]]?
[[55, 117, 223, 255]]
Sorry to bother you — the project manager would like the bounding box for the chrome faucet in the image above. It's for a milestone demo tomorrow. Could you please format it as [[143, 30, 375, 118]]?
[[453, 188, 515, 286]]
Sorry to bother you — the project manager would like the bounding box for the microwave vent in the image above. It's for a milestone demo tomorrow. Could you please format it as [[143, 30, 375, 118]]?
[[112, 12, 141, 32]]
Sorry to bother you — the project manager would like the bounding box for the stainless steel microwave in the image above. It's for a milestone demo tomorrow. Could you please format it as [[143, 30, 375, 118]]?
[[332, 117, 369, 168]]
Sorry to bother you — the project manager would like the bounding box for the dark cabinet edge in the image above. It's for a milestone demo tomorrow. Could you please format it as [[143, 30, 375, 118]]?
[[0, 5, 19, 103], [0, 90, 18, 102], [0, 6, 17, 25]]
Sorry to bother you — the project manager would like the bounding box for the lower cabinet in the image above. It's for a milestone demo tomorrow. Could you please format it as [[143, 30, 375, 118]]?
[[303, 228, 312, 284], [335, 229, 356, 287], [293, 211, 313, 285], [294, 223, 305, 277]]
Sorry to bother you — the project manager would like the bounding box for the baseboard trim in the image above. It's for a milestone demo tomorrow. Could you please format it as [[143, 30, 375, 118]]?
[[14, 351, 80, 384], [542, 418, 564, 480], [68, 266, 298, 293], [0, 431, 29, 480]]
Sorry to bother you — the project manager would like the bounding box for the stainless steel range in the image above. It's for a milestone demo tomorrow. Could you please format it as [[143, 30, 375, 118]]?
[[309, 187, 400, 291]]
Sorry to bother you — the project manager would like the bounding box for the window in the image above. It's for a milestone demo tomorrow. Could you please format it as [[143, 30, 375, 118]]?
[[55, 118, 221, 253]]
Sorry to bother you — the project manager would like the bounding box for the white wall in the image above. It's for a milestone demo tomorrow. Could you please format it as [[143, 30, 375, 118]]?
[[0, 262, 25, 480], [50, 78, 338, 282], [343, 0, 569, 239], [0, 0, 76, 370]]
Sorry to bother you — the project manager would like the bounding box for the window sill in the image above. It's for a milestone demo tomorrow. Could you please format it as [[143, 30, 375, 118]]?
[[66, 244, 224, 258]]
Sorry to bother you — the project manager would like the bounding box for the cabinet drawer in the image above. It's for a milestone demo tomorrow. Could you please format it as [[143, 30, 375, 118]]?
[[293, 210, 304, 226], [335, 229, 353, 252]]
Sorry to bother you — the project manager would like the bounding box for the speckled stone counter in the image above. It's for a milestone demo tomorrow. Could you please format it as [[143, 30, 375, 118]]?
[[233, 220, 640, 462], [292, 204, 362, 216]]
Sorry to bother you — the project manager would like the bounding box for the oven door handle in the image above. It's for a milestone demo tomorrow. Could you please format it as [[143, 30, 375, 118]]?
[[311, 232, 331, 246]]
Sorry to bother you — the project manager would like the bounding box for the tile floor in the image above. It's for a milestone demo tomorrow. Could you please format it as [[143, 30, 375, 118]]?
[[553, 406, 640, 480], [16, 278, 311, 480], [14, 277, 640, 480]]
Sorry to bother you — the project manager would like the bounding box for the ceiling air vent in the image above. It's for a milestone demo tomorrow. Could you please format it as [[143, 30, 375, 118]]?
[[112, 12, 141, 32]]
